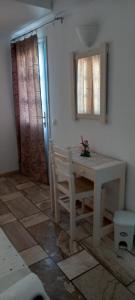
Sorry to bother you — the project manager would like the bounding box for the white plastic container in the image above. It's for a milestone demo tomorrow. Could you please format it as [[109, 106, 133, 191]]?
[[113, 210, 135, 251]]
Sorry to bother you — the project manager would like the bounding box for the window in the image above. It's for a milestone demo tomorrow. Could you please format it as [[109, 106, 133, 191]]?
[[72, 43, 108, 122]]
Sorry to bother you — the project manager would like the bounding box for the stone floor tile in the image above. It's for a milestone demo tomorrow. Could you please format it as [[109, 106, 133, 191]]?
[[59, 210, 92, 238], [22, 185, 50, 204], [0, 213, 16, 225], [81, 236, 135, 285], [67, 225, 90, 241], [43, 208, 54, 219], [20, 245, 48, 266], [73, 265, 135, 300], [30, 258, 84, 300], [35, 200, 51, 211], [38, 184, 50, 193], [128, 281, 135, 295], [0, 178, 16, 196], [7, 174, 29, 186], [28, 220, 82, 262], [1, 173, 135, 300], [59, 209, 70, 232], [0, 201, 10, 215], [58, 250, 98, 280], [20, 212, 49, 228], [6, 195, 38, 219], [2, 221, 37, 251], [0, 192, 23, 202], [57, 231, 82, 259], [16, 182, 35, 190]]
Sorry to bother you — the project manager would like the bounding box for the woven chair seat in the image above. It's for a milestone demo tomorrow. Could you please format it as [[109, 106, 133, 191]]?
[[58, 177, 94, 194]]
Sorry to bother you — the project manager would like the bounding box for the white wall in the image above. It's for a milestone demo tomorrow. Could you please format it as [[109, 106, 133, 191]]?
[[40, 0, 135, 212], [0, 38, 18, 173]]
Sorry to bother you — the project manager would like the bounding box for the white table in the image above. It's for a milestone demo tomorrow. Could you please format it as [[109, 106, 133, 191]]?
[[72, 149, 126, 247]]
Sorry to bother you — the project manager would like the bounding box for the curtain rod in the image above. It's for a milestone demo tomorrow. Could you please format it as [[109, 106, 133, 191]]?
[[11, 16, 64, 42]]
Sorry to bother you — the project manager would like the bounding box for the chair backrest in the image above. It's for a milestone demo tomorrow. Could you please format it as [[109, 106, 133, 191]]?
[[49, 140, 74, 181]]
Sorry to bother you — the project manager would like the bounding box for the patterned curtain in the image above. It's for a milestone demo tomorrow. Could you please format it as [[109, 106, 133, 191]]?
[[11, 35, 48, 184]]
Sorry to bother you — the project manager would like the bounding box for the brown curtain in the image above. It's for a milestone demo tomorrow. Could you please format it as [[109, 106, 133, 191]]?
[[11, 35, 48, 184]]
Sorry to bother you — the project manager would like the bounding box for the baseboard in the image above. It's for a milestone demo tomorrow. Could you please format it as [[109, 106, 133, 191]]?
[[0, 170, 19, 177]]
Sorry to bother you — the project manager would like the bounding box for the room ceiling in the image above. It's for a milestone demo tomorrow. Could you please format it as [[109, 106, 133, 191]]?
[[15, 0, 52, 9], [0, 0, 94, 38], [0, 0, 51, 36], [53, 0, 94, 14]]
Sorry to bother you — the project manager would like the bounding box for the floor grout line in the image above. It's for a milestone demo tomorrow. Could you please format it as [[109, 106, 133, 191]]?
[[43, 251, 87, 300], [1, 175, 135, 299], [126, 279, 135, 287], [78, 239, 135, 289], [70, 263, 100, 282]]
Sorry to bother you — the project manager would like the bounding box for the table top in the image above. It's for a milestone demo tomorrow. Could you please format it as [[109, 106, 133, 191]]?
[[71, 148, 125, 170]]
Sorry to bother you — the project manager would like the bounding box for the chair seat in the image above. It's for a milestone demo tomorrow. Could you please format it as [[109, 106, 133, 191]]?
[[58, 177, 94, 195]]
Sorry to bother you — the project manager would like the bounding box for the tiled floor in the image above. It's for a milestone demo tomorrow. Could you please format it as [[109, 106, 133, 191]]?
[[0, 173, 135, 299]]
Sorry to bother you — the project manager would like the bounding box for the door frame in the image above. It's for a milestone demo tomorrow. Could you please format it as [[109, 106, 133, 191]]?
[[38, 36, 52, 181]]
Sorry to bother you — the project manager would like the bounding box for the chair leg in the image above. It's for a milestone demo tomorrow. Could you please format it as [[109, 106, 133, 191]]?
[[70, 215, 76, 241], [81, 198, 85, 214], [70, 199, 76, 241], [54, 189, 60, 223], [101, 188, 105, 226]]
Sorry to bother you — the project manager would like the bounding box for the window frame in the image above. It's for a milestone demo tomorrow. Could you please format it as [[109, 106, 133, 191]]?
[[72, 43, 108, 123]]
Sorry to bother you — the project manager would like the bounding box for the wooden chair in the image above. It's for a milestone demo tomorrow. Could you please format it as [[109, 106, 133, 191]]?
[[50, 141, 94, 241]]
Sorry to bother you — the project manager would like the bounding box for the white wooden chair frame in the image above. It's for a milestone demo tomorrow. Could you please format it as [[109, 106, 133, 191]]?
[[50, 141, 94, 240]]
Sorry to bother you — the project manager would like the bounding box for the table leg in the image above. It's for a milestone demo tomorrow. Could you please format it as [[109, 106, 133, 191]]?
[[118, 172, 126, 210], [93, 182, 102, 247]]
